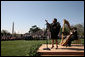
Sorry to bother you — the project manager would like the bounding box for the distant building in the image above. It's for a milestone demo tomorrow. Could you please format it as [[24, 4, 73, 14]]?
[[24, 33, 30, 37]]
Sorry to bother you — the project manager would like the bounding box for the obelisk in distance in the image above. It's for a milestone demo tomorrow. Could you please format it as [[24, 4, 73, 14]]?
[[12, 22, 14, 34]]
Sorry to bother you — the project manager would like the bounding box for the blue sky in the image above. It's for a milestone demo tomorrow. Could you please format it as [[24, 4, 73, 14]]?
[[1, 1, 84, 34]]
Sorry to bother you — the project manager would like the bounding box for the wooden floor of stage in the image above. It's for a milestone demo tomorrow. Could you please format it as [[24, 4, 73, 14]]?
[[37, 44, 84, 56]]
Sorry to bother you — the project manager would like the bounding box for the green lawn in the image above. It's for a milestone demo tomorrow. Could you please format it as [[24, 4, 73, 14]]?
[[1, 40, 46, 56], [1, 39, 84, 56]]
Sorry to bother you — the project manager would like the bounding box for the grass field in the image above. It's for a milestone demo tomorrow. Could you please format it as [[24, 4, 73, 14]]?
[[1, 39, 84, 56]]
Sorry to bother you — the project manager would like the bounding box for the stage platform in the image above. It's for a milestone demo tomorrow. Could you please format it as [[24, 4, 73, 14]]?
[[37, 44, 84, 56]]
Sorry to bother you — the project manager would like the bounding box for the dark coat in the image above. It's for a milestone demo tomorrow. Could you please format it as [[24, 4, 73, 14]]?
[[67, 30, 78, 46], [49, 22, 61, 39], [70, 30, 78, 41]]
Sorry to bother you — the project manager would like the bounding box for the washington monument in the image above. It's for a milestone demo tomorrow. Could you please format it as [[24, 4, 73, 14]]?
[[12, 22, 14, 34]]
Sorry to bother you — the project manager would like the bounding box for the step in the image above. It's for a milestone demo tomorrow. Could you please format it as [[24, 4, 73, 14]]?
[[38, 52, 84, 56], [41, 55, 84, 56]]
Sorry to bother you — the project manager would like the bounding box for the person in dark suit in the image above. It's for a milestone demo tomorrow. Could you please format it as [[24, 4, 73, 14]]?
[[67, 27, 78, 46]]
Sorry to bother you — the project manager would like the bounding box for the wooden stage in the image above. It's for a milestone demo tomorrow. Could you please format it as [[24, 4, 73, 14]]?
[[37, 44, 84, 56]]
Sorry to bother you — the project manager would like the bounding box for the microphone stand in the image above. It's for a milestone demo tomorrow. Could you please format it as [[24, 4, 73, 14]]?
[[43, 20, 50, 50], [43, 33, 50, 50]]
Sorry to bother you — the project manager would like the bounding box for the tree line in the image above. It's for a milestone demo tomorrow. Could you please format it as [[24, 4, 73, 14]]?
[[1, 23, 84, 41]]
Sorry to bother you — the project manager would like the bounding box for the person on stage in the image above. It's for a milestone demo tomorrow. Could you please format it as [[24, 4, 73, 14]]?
[[46, 18, 61, 49]]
